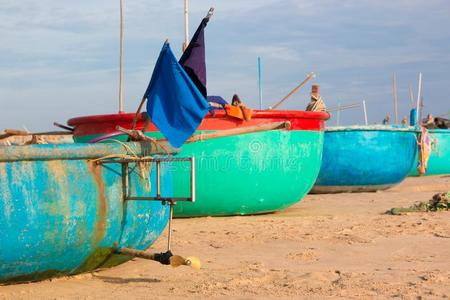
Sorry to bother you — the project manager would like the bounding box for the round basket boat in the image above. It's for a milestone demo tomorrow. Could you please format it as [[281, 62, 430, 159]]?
[[0, 142, 171, 283], [68, 110, 330, 217], [311, 125, 418, 193]]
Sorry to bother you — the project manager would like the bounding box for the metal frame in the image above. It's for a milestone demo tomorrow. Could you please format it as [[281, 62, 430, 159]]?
[[96, 157, 196, 203], [98, 156, 195, 253]]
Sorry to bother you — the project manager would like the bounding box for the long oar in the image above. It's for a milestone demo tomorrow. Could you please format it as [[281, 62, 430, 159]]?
[[269, 72, 315, 110]]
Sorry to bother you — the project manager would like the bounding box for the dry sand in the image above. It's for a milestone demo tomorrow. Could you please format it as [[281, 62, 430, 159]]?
[[1, 175, 450, 299]]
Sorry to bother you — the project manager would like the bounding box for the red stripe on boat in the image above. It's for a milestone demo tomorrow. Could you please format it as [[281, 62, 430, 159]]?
[[68, 110, 330, 136]]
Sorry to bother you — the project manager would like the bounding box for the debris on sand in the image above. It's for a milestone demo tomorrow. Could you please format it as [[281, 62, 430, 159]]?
[[387, 192, 450, 215]]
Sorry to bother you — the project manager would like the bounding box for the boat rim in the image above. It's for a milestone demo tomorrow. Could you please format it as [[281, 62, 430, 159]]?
[[324, 125, 420, 133], [68, 110, 330, 126]]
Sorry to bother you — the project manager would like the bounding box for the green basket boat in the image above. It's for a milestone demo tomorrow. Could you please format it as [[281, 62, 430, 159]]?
[[68, 110, 329, 217]]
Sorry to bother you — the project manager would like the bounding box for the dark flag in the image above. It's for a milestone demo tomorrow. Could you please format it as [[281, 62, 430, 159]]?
[[145, 42, 209, 148], [179, 11, 213, 97]]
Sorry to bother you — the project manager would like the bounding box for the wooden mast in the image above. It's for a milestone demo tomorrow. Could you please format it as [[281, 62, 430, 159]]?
[[118, 0, 124, 113], [183, 0, 189, 52]]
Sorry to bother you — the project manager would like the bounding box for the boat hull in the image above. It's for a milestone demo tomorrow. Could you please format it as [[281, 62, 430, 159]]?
[[409, 129, 450, 176], [68, 110, 329, 217], [0, 143, 171, 283], [157, 129, 323, 217], [311, 126, 417, 193]]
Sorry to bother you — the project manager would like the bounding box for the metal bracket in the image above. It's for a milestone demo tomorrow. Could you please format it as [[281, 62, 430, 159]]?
[[98, 156, 195, 254], [96, 157, 196, 203]]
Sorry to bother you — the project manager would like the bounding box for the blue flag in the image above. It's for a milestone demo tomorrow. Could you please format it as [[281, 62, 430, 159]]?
[[145, 42, 209, 148]]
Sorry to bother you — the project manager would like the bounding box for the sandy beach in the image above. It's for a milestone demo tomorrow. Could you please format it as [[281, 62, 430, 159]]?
[[1, 175, 449, 299]]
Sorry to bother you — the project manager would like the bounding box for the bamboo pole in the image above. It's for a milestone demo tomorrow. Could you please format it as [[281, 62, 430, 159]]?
[[416, 72, 422, 124], [269, 72, 315, 110], [336, 103, 341, 126], [186, 121, 291, 143], [183, 0, 189, 52], [116, 121, 291, 146], [53, 122, 74, 132], [393, 73, 398, 123], [0, 130, 72, 140], [408, 84, 414, 108], [118, 0, 124, 113], [362, 100, 368, 125], [258, 56, 262, 110], [327, 103, 360, 112], [130, 96, 146, 131]]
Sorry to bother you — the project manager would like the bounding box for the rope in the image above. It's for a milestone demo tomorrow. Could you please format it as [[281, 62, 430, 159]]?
[[88, 139, 154, 191], [306, 95, 327, 112]]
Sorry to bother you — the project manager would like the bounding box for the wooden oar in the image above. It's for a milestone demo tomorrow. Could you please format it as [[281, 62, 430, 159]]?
[[118, 247, 201, 269]]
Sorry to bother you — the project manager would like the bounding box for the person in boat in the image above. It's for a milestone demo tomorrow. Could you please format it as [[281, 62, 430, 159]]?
[[231, 94, 243, 106], [228, 94, 253, 121], [382, 115, 390, 125], [422, 113, 437, 129], [306, 85, 326, 112], [401, 116, 408, 125]]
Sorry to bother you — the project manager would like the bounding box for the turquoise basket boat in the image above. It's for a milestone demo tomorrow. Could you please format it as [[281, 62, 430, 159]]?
[[0, 142, 180, 283], [68, 110, 329, 217], [311, 125, 417, 193], [409, 128, 450, 176]]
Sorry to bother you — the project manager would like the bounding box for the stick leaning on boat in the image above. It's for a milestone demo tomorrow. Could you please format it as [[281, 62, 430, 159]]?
[[113, 121, 291, 145]]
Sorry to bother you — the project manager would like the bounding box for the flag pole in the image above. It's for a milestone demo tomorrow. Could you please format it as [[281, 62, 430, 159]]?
[[258, 57, 262, 110], [183, 0, 189, 52], [118, 0, 124, 113]]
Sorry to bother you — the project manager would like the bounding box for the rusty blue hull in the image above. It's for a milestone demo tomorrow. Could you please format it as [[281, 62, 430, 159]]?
[[311, 126, 417, 193], [0, 143, 172, 283]]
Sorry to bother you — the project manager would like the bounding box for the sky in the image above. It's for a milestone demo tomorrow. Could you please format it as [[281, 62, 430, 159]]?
[[1, 0, 449, 131]]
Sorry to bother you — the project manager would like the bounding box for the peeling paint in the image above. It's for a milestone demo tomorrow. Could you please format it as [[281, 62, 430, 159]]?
[[88, 162, 107, 248], [0, 143, 172, 283]]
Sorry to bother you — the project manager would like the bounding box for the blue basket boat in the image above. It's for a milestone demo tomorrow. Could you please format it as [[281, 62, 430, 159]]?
[[0, 142, 192, 283], [311, 125, 417, 193]]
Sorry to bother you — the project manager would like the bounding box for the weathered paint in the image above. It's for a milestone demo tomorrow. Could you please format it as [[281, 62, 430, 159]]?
[[409, 128, 450, 176], [311, 126, 417, 193], [69, 111, 329, 217], [0, 143, 172, 283]]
